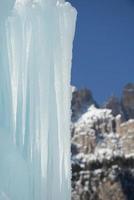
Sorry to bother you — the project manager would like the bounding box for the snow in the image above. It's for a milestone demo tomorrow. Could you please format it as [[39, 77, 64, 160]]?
[[74, 105, 114, 132], [80, 105, 112, 121], [71, 105, 134, 166], [125, 153, 134, 159]]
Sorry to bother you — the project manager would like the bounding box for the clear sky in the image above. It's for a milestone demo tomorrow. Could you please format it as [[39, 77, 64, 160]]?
[[69, 0, 134, 104]]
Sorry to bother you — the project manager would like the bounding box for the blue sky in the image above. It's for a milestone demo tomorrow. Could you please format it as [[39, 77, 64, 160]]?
[[69, 0, 134, 104]]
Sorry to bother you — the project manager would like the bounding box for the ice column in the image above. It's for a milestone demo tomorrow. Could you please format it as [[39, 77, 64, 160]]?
[[0, 0, 77, 199]]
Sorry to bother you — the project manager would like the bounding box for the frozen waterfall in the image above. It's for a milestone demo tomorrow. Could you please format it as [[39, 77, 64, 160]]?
[[0, 0, 77, 199]]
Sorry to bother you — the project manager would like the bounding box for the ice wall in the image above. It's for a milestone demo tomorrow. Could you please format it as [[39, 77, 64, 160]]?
[[0, 0, 77, 199]]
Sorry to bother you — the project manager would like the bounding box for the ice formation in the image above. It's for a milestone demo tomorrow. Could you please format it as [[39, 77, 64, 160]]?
[[0, 0, 77, 199]]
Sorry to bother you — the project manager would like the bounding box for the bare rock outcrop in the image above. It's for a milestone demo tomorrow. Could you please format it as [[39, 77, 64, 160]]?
[[121, 83, 134, 120]]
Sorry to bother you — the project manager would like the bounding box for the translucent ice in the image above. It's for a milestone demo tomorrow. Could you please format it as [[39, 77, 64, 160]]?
[[0, 0, 77, 199]]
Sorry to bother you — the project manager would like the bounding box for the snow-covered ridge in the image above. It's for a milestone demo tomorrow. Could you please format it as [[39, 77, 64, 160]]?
[[71, 102, 134, 166], [76, 105, 113, 127]]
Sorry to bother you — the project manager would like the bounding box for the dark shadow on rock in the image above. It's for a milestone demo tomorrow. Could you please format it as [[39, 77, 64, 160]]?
[[118, 170, 134, 200]]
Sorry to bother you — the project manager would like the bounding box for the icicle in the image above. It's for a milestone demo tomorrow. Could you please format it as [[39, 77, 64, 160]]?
[[0, 0, 77, 199]]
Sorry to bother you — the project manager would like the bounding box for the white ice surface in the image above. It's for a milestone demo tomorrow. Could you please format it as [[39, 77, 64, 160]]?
[[0, 1, 77, 200]]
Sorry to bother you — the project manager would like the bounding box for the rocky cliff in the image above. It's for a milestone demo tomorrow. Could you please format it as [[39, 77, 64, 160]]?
[[71, 83, 134, 200], [104, 83, 134, 120]]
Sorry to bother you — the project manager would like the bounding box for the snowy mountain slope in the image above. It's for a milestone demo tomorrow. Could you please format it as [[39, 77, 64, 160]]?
[[71, 85, 134, 200]]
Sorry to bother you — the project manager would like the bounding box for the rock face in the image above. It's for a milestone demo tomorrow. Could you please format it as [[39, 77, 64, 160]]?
[[122, 83, 134, 120], [71, 84, 134, 200], [104, 96, 125, 120], [71, 88, 98, 122], [105, 83, 134, 121], [72, 161, 134, 200]]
